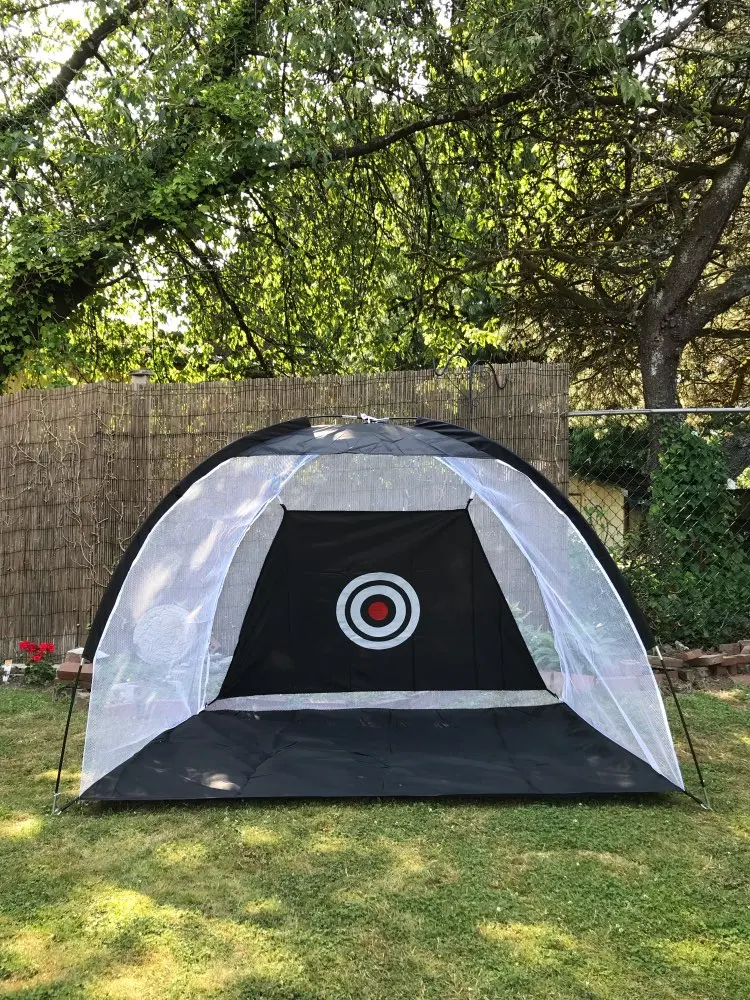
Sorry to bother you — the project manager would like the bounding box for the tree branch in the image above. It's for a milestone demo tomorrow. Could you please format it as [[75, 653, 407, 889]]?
[[729, 358, 750, 405], [627, 1, 708, 64], [180, 235, 274, 377], [216, 80, 541, 196], [693, 326, 750, 341], [523, 245, 636, 280], [645, 121, 750, 323], [517, 255, 626, 319], [4, 0, 83, 13], [590, 93, 743, 130], [0, 0, 148, 135], [686, 266, 750, 333]]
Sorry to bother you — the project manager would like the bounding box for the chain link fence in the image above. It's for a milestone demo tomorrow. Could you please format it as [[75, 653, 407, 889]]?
[[568, 408, 750, 648]]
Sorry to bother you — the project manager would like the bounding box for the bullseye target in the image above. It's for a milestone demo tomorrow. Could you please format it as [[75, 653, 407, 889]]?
[[336, 573, 420, 649]]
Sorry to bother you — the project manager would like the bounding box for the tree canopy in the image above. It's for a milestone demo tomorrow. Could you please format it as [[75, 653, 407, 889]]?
[[1, 0, 748, 405]]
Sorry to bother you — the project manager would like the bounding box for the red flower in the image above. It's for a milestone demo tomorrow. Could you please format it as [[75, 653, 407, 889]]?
[[18, 641, 33, 652], [40, 642, 55, 653], [31, 654, 42, 662]]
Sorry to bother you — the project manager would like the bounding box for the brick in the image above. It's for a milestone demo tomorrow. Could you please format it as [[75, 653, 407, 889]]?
[[55, 661, 93, 688], [719, 643, 741, 655], [684, 653, 725, 667], [656, 669, 681, 688], [649, 655, 682, 669], [710, 663, 730, 678], [674, 648, 704, 661], [661, 655, 682, 669], [722, 654, 750, 667]]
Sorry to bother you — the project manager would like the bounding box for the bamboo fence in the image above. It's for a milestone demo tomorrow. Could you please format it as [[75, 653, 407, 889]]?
[[0, 362, 569, 657]]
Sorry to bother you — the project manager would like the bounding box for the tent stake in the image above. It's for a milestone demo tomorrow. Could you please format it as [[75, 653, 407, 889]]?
[[52, 657, 85, 816], [654, 646, 711, 810]]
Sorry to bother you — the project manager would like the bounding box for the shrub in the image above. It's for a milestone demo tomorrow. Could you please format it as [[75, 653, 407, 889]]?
[[622, 421, 750, 647], [19, 640, 57, 686], [570, 422, 650, 494]]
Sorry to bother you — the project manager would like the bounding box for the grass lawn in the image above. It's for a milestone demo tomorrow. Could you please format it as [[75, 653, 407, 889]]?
[[0, 688, 749, 1000]]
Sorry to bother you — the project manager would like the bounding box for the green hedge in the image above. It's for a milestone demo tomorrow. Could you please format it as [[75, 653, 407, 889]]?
[[571, 420, 750, 647]]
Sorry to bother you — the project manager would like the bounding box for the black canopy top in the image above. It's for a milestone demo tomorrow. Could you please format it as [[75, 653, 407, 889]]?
[[240, 419, 483, 457]]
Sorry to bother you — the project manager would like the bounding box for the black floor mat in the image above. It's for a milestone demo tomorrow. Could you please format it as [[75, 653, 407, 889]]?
[[82, 704, 679, 800]]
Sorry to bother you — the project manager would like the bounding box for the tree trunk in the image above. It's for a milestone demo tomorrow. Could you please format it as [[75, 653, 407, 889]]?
[[638, 315, 683, 409], [638, 316, 686, 479]]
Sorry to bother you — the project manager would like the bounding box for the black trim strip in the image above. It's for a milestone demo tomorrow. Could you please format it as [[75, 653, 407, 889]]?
[[415, 418, 654, 648], [83, 418, 311, 661]]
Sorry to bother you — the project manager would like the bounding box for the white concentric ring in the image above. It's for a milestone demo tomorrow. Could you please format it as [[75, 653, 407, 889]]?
[[336, 572, 420, 649], [349, 585, 407, 637]]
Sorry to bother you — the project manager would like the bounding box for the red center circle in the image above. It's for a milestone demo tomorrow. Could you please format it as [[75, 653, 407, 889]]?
[[367, 600, 389, 622]]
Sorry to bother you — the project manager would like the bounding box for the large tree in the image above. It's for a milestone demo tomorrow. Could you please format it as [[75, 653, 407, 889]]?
[[1, 0, 747, 404], [405, 1, 750, 406]]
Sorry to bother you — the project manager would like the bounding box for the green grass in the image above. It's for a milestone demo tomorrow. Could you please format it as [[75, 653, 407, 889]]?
[[1, 687, 749, 1000]]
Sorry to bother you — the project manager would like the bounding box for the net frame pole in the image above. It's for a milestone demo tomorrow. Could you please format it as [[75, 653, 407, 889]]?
[[52, 657, 85, 815], [654, 646, 711, 810]]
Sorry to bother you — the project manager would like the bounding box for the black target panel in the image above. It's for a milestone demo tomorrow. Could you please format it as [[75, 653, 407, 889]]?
[[218, 509, 544, 699]]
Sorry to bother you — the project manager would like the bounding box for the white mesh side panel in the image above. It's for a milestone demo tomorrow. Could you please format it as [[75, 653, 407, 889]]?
[[81, 455, 308, 793], [279, 454, 471, 509], [442, 457, 683, 788], [206, 503, 284, 703], [468, 500, 563, 696]]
